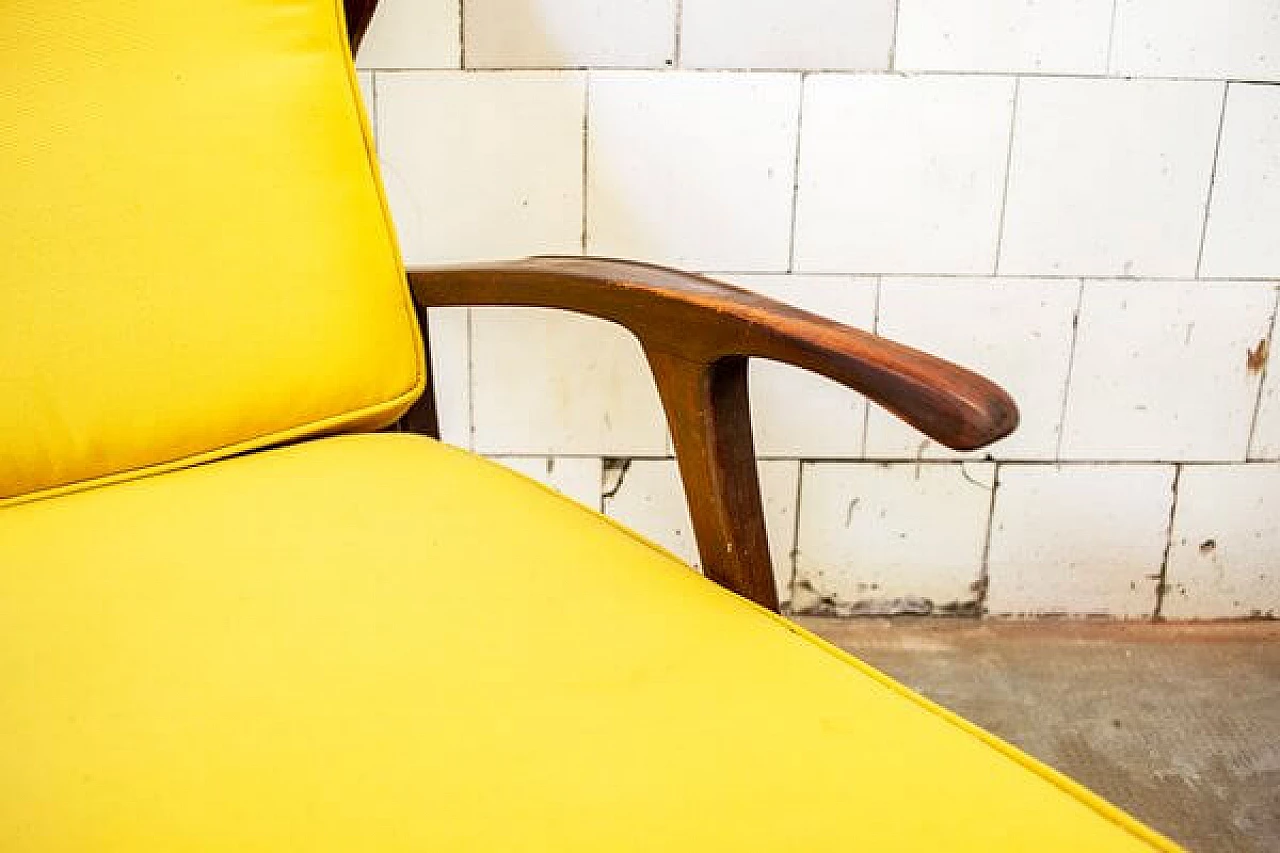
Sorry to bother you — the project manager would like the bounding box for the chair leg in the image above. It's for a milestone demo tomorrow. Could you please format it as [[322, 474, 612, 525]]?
[[645, 350, 780, 611]]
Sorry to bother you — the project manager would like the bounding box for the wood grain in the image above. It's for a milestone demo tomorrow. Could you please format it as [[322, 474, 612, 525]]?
[[408, 257, 1019, 609]]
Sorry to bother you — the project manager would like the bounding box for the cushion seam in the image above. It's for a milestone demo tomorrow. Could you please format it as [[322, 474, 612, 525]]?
[[332, 0, 426, 406], [465, 443, 1181, 851], [757, 608, 1184, 851], [0, 392, 417, 509]]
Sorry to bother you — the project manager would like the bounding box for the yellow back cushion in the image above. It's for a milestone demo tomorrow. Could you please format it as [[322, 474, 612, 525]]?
[[0, 0, 424, 506]]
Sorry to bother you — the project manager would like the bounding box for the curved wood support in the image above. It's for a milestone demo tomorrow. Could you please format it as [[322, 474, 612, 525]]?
[[407, 257, 1020, 609], [646, 351, 779, 608]]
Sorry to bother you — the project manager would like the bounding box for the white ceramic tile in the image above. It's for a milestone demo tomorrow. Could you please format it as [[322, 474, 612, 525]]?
[[986, 464, 1176, 617], [1164, 464, 1280, 619], [490, 456, 604, 510], [463, 0, 676, 68], [603, 459, 800, 603], [469, 308, 667, 455], [794, 75, 1015, 274], [760, 460, 802, 603], [357, 72, 376, 128], [1201, 85, 1280, 278], [1061, 282, 1275, 461], [587, 72, 800, 271], [356, 0, 461, 70], [680, 0, 894, 70], [866, 278, 1079, 460], [1249, 295, 1280, 460], [426, 308, 472, 448], [999, 78, 1222, 277], [792, 462, 995, 615], [376, 72, 583, 264], [1111, 0, 1280, 82], [604, 459, 699, 563], [723, 275, 877, 457], [896, 0, 1112, 74]]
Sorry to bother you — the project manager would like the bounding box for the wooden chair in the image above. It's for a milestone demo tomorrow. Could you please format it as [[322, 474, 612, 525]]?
[[0, 1, 1176, 848]]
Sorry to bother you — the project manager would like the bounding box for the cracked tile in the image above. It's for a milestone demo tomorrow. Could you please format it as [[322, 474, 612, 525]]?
[[794, 462, 994, 615], [602, 459, 799, 603], [986, 464, 1175, 617]]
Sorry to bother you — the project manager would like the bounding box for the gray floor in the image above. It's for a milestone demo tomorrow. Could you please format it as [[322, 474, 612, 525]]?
[[797, 618, 1280, 853]]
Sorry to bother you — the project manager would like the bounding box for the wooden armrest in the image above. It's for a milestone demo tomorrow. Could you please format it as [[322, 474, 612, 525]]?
[[406, 257, 1018, 610]]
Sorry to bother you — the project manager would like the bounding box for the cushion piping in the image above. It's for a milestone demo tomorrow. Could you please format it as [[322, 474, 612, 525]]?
[[472, 446, 1183, 852]]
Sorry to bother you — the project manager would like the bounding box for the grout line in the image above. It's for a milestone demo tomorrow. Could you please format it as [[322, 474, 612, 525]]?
[[1194, 83, 1231, 278], [1104, 0, 1120, 75], [1244, 287, 1280, 457], [479, 453, 1276, 465], [685, 271, 1280, 283], [457, 0, 466, 69], [581, 75, 591, 253], [1053, 281, 1088, 460], [976, 462, 1002, 617], [465, 309, 476, 451], [363, 66, 1280, 84], [672, 0, 684, 69], [992, 77, 1021, 275], [785, 73, 808, 273], [860, 276, 883, 455], [1152, 464, 1183, 620], [888, 0, 902, 71], [787, 461, 806, 602]]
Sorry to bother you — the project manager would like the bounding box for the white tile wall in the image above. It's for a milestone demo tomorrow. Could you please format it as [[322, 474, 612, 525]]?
[[463, 0, 676, 68], [1110, 0, 1280, 82], [793, 462, 995, 615], [491, 456, 604, 510], [357, 72, 376, 124], [725, 275, 877, 457], [999, 78, 1223, 277], [586, 72, 800, 270], [896, 0, 1112, 74], [1164, 464, 1280, 619], [376, 72, 584, 264], [356, 0, 461, 69], [604, 459, 698, 562], [793, 74, 1015, 274], [866, 278, 1080, 460], [1250, 298, 1280, 460], [425, 308, 473, 447], [1061, 282, 1275, 461], [680, 0, 895, 70], [986, 465, 1176, 616], [1201, 84, 1280, 279], [469, 308, 668, 455], [761, 461, 802, 602], [602, 459, 800, 602], [362, 1, 1280, 618]]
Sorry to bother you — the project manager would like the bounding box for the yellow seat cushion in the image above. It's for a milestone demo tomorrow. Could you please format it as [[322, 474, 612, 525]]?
[[0, 434, 1175, 851], [0, 0, 422, 505]]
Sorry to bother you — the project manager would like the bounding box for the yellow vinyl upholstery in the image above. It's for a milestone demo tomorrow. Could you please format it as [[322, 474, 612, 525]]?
[[0, 0, 422, 505], [0, 434, 1176, 851]]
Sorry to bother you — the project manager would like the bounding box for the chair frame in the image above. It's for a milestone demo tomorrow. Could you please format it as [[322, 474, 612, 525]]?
[[343, 1, 1018, 611]]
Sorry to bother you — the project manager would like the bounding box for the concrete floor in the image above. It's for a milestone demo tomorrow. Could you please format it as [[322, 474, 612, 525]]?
[[797, 618, 1280, 853]]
